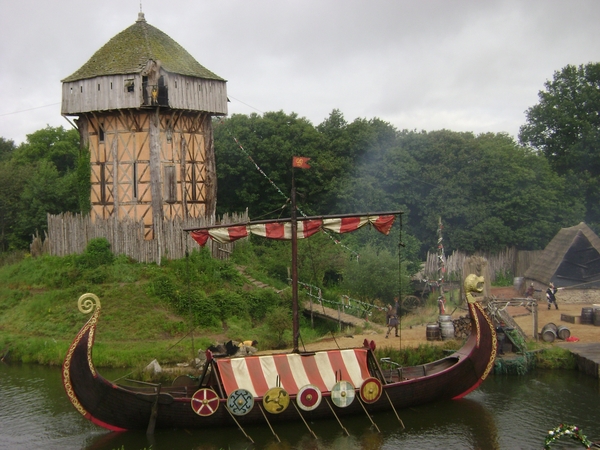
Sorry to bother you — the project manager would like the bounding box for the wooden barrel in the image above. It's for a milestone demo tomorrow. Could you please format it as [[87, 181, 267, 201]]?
[[438, 314, 452, 323], [581, 307, 594, 325], [426, 323, 441, 341], [556, 325, 571, 340], [541, 323, 557, 342], [440, 320, 455, 340], [593, 308, 600, 327]]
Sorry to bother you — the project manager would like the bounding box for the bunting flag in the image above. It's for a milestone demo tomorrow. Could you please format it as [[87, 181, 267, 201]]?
[[292, 156, 311, 169], [216, 349, 370, 397], [190, 214, 396, 246]]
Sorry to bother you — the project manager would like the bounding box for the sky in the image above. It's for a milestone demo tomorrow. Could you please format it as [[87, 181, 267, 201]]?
[[1, 0, 599, 145]]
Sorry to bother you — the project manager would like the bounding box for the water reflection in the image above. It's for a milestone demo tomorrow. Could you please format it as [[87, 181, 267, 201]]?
[[1, 363, 599, 450]]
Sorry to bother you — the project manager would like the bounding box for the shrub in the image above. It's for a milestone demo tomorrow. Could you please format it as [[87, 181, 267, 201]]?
[[76, 238, 114, 269], [209, 290, 249, 321], [245, 289, 282, 321]]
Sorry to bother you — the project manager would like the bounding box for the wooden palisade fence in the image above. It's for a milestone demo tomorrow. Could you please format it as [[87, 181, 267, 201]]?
[[423, 247, 544, 283], [36, 210, 249, 264]]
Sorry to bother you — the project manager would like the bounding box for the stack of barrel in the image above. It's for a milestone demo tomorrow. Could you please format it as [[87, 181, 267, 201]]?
[[580, 306, 600, 326], [540, 322, 571, 342], [426, 315, 455, 341]]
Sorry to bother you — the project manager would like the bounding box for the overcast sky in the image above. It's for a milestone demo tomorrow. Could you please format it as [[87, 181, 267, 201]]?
[[1, 0, 599, 144]]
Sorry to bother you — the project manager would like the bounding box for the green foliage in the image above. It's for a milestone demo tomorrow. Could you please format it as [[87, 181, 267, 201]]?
[[245, 288, 283, 320], [340, 245, 409, 303], [535, 346, 577, 370], [76, 238, 114, 269], [520, 62, 600, 227], [0, 126, 82, 249], [492, 270, 513, 287], [264, 306, 292, 348]]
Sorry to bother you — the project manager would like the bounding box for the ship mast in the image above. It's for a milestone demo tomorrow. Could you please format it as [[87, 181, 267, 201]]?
[[291, 169, 300, 352]]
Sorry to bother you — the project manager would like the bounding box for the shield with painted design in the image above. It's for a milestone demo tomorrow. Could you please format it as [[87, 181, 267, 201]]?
[[263, 387, 289, 414], [330, 380, 355, 408], [296, 384, 322, 411], [226, 388, 254, 416], [360, 377, 382, 404], [191, 388, 220, 416]]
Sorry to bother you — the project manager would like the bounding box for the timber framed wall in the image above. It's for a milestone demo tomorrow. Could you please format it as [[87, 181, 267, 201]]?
[[79, 110, 217, 239]]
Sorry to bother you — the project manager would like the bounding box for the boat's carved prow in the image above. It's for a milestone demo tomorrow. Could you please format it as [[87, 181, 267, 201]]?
[[62, 294, 102, 418]]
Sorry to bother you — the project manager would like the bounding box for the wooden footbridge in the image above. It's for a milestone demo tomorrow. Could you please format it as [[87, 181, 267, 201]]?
[[302, 299, 384, 331]]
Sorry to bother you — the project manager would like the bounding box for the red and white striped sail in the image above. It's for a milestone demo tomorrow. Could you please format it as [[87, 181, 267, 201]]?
[[216, 349, 370, 397], [190, 214, 396, 246]]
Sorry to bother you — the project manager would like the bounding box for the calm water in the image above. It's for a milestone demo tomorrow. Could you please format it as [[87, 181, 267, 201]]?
[[1, 362, 599, 450]]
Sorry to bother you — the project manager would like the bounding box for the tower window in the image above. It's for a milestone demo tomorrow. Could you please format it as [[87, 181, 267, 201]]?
[[98, 83, 101, 91], [164, 165, 177, 203], [99, 123, 105, 143], [125, 79, 135, 93]]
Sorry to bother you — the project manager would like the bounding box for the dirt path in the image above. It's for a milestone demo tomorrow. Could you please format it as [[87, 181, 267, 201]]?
[[289, 287, 600, 353]]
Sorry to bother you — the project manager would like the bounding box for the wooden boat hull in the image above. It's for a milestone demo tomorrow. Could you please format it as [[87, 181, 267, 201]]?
[[62, 299, 496, 431]]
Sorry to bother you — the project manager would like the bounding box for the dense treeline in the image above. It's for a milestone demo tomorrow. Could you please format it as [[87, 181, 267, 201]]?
[[214, 111, 584, 256], [0, 127, 84, 251], [1, 62, 599, 261]]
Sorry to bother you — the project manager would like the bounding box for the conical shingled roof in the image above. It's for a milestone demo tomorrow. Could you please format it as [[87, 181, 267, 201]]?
[[62, 12, 224, 82]]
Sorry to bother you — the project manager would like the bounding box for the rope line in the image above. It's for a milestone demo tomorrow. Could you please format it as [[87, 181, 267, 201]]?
[[219, 119, 359, 257]]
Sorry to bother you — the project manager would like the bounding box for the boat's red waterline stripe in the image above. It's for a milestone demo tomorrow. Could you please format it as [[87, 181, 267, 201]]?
[[88, 414, 128, 432]]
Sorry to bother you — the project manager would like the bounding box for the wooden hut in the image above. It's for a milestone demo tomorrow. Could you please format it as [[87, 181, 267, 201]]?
[[524, 222, 600, 303], [61, 12, 227, 239]]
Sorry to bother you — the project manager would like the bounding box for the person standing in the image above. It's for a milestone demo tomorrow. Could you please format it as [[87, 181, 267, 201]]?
[[437, 295, 446, 314], [385, 301, 399, 338], [546, 283, 558, 310], [526, 283, 535, 299]]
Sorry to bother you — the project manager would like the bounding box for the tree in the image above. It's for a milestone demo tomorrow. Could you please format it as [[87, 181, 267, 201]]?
[[0, 161, 28, 250], [12, 126, 80, 174], [0, 126, 85, 249], [0, 137, 16, 161], [519, 63, 600, 227], [213, 112, 325, 217]]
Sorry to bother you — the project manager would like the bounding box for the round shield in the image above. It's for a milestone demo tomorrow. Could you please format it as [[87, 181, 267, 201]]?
[[262, 387, 290, 414], [227, 389, 254, 416], [296, 384, 322, 411], [330, 380, 355, 408], [191, 388, 220, 416], [360, 377, 382, 404]]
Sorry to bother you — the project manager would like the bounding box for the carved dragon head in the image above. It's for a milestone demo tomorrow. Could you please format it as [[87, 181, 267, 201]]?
[[464, 274, 485, 304]]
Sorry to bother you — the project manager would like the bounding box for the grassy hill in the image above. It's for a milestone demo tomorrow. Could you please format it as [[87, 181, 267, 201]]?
[[0, 238, 315, 368]]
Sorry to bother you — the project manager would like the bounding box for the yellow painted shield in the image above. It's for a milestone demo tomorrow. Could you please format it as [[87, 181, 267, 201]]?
[[263, 387, 289, 414], [360, 377, 382, 404]]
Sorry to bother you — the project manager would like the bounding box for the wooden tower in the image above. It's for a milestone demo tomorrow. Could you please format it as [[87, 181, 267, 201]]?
[[61, 12, 227, 238]]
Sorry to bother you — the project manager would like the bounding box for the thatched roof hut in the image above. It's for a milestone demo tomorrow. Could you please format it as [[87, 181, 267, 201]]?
[[524, 222, 600, 289]]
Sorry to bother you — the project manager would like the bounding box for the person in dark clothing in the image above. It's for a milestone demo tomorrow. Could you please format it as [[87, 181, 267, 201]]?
[[385, 300, 399, 338], [546, 283, 558, 310], [526, 283, 535, 299]]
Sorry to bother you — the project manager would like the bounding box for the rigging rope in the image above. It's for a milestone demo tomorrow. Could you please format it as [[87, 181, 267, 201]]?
[[219, 118, 360, 257]]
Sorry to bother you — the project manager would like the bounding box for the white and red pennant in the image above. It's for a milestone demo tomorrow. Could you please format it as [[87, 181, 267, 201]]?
[[191, 215, 395, 246]]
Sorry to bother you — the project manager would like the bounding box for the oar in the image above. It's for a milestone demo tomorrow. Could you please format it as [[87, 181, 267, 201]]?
[[224, 407, 254, 444], [357, 398, 380, 433], [291, 401, 318, 439], [258, 403, 281, 443], [384, 390, 405, 429], [324, 397, 349, 436]]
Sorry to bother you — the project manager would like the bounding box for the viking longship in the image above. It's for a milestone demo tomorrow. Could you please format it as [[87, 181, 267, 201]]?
[[62, 209, 496, 434]]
